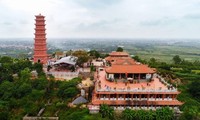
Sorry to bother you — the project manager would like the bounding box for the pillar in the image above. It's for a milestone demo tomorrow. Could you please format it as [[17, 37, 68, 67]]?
[[162, 94, 165, 100], [139, 74, 141, 80], [131, 94, 133, 100], [139, 94, 141, 100]]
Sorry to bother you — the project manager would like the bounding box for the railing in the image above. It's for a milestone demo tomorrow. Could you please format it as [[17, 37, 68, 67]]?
[[96, 88, 177, 92], [47, 71, 79, 80], [112, 106, 179, 111], [106, 78, 148, 83], [99, 97, 173, 101], [155, 74, 175, 89]]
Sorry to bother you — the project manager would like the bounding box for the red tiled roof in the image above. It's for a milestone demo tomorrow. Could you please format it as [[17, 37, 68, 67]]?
[[109, 51, 129, 56], [106, 64, 155, 74], [105, 56, 129, 61], [112, 58, 137, 65]]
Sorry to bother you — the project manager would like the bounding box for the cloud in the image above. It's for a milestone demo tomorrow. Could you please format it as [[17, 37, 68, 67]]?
[[0, 0, 200, 39], [184, 13, 200, 19], [75, 0, 121, 9]]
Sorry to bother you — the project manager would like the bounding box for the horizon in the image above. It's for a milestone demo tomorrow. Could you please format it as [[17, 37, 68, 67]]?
[[0, 37, 200, 41]]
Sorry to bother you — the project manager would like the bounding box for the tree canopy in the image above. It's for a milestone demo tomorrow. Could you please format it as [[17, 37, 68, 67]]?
[[72, 50, 89, 67], [173, 55, 182, 64], [116, 47, 123, 52]]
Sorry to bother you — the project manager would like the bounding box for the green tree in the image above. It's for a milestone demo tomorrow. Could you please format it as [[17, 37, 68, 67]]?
[[57, 78, 80, 99], [88, 50, 100, 58], [0, 111, 9, 120], [148, 110, 156, 120], [19, 68, 31, 82], [173, 55, 182, 64], [30, 90, 45, 101], [100, 104, 114, 119], [72, 50, 89, 67], [63, 87, 78, 98], [189, 80, 200, 100], [122, 108, 133, 120], [116, 47, 123, 52], [33, 63, 44, 76], [0, 56, 13, 63], [31, 77, 48, 90], [155, 107, 174, 120], [0, 81, 14, 100], [15, 83, 32, 98]]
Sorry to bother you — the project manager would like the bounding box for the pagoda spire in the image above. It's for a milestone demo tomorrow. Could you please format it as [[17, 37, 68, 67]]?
[[33, 14, 48, 64]]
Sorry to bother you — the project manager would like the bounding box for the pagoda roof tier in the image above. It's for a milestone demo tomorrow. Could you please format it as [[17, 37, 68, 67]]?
[[34, 33, 46, 35], [34, 37, 46, 39], [35, 24, 46, 26], [105, 64, 155, 74], [35, 14, 45, 17], [34, 48, 47, 50], [34, 55, 48, 57], [35, 17, 45, 20], [34, 43, 47, 46]]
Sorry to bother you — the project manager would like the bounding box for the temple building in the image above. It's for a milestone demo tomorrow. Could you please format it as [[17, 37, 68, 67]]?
[[33, 14, 48, 64], [105, 51, 130, 64], [53, 56, 78, 71], [88, 51, 183, 113]]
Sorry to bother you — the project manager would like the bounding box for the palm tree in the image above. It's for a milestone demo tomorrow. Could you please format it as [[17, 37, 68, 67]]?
[[100, 104, 114, 119], [100, 104, 109, 118], [155, 108, 163, 120], [148, 110, 156, 120], [162, 107, 174, 120], [122, 108, 133, 120], [108, 107, 114, 119]]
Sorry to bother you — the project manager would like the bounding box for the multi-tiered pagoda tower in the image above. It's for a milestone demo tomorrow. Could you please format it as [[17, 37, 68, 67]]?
[[33, 14, 48, 64]]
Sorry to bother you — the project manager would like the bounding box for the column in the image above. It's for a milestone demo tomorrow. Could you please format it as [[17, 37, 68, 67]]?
[[162, 94, 165, 100], [147, 94, 150, 100], [139, 94, 141, 100], [139, 74, 141, 80], [172, 94, 175, 100], [131, 94, 133, 100], [97, 94, 99, 100]]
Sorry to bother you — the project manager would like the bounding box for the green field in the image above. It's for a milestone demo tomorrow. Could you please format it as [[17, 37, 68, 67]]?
[[125, 45, 200, 63]]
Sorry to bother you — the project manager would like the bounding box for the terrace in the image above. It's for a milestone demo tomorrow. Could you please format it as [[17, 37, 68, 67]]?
[[95, 68, 177, 93]]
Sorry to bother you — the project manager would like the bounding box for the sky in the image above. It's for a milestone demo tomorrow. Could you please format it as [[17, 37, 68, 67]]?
[[0, 0, 200, 39]]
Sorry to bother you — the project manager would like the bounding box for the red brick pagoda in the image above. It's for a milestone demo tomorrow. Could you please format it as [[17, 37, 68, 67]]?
[[33, 14, 48, 64]]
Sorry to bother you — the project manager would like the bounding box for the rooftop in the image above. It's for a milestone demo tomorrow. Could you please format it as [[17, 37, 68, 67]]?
[[95, 69, 176, 93], [109, 51, 129, 56], [105, 65, 155, 74], [53, 56, 78, 65], [112, 58, 137, 65]]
